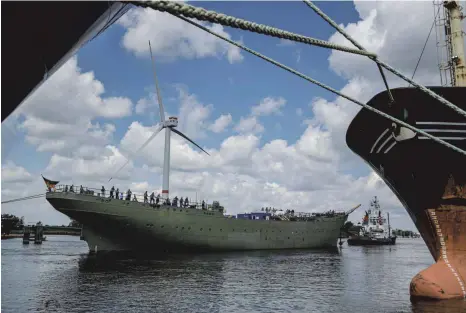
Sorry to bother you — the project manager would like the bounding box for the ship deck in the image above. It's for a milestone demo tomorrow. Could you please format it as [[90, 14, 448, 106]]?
[[45, 189, 349, 253]]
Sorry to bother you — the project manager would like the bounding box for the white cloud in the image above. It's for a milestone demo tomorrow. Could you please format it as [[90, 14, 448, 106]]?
[[251, 97, 287, 116], [209, 114, 233, 133], [1, 162, 34, 184], [294, 49, 302, 63], [176, 87, 213, 139], [44, 146, 134, 182], [277, 38, 296, 47], [12, 56, 132, 158], [3, 2, 447, 231], [296, 108, 303, 116], [234, 116, 265, 134], [118, 6, 243, 64], [135, 92, 157, 115]]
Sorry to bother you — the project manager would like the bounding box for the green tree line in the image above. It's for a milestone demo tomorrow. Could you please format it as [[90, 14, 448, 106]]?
[[1, 214, 82, 234]]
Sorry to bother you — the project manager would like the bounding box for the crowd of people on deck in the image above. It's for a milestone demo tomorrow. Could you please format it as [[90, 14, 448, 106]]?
[[61, 184, 207, 209]]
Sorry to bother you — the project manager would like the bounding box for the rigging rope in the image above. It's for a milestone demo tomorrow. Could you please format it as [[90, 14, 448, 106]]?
[[301, 0, 466, 118], [1, 193, 46, 204], [162, 14, 466, 156], [133, 0, 466, 120], [134, 1, 376, 57], [410, 4, 441, 81], [302, 0, 395, 104]]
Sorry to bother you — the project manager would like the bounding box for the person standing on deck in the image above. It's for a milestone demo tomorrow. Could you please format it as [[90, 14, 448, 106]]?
[[115, 188, 120, 199], [184, 197, 189, 207], [126, 189, 131, 201], [70, 185, 74, 192], [150, 192, 155, 204], [156, 194, 160, 205], [173, 196, 178, 207], [202, 200, 206, 210], [101, 186, 105, 197], [144, 191, 148, 203], [110, 186, 115, 198], [80, 185, 84, 194]]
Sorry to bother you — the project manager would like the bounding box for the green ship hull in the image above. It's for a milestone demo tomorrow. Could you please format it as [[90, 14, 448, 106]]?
[[46, 191, 350, 255]]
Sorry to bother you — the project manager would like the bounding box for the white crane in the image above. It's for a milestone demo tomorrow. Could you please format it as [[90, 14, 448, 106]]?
[[109, 41, 209, 200]]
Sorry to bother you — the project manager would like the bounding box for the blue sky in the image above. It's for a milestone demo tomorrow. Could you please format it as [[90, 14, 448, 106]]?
[[74, 1, 356, 147], [2, 1, 440, 230], [4, 1, 359, 174]]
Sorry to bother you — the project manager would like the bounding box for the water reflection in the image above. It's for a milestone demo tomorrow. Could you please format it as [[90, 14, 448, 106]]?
[[2, 236, 465, 313]]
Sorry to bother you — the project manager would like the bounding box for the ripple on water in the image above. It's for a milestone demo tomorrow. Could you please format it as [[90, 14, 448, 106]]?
[[2, 236, 465, 313]]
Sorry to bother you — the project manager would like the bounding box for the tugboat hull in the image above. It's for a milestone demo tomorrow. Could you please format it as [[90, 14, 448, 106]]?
[[347, 236, 396, 246]]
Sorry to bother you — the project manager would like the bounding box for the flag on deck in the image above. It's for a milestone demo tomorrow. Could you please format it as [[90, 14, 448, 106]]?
[[42, 175, 59, 191]]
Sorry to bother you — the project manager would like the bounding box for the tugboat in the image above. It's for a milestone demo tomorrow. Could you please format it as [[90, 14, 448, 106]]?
[[347, 197, 396, 246]]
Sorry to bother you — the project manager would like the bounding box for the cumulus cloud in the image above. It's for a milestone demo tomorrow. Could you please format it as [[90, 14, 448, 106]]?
[[135, 92, 157, 115], [3, 2, 448, 230], [209, 114, 233, 133], [1, 162, 34, 184], [234, 116, 265, 134], [277, 38, 296, 47], [13, 56, 132, 158], [251, 97, 287, 116], [118, 6, 243, 63], [176, 87, 213, 139]]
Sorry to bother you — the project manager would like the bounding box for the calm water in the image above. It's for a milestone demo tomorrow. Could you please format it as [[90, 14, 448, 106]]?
[[2, 236, 465, 313]]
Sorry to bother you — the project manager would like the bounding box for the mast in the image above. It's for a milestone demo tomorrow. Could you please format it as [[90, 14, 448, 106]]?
[[445, 1, 466, 86], [387, 212, 391, 237], [434, 0, 466, 86]]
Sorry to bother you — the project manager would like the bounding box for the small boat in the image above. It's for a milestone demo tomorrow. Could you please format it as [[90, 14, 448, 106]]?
[[347, 197, 396, 246]]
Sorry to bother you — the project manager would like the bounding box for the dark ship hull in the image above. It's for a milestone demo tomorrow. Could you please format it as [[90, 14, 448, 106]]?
[[346, 86, 466, 300], [347, 236, 396, 246]]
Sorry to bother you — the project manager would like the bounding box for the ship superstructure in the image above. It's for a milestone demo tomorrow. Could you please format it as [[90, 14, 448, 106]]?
[[347, 197, 396, 246]]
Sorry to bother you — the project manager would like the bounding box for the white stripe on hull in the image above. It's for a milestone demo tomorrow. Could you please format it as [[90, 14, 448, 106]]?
[[416, 122, 466, 126]]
